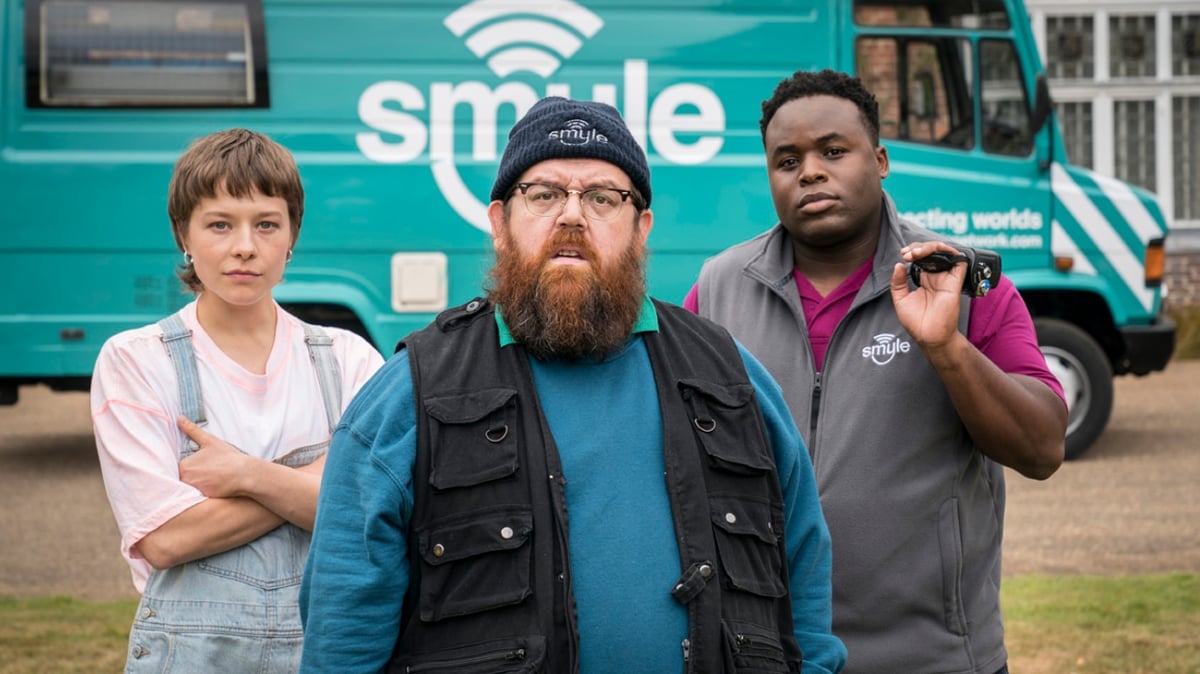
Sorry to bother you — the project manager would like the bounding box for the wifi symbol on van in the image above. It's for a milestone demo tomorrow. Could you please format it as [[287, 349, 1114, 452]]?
[[444, 0, 604, 78]]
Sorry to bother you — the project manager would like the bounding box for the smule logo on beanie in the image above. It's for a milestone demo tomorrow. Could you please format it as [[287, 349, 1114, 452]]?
[[550, 120, 608, 146]]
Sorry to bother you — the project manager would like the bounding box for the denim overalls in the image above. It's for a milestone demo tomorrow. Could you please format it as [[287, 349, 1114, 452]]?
[[123, 313, 342, 673]]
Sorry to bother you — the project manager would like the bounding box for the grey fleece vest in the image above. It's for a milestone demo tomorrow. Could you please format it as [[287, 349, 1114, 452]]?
[[696, 195, 1007, 674], [392, 298, 801, 674]]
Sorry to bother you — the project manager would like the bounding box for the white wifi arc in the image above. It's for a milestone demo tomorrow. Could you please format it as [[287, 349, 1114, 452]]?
[[444, 0, 604, 78]]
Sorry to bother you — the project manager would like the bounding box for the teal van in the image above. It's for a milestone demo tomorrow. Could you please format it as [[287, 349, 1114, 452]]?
[[0, 0, 1175, 458]]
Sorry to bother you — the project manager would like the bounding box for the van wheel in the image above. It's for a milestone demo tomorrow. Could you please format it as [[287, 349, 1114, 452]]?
[[1034, 318, 1113, 460]]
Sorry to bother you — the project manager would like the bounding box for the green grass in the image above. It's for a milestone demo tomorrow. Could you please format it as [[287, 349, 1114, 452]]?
[[0, 596, 136, 674], [1004, 574, 1200, 674], [2, 576, 1198, 673]]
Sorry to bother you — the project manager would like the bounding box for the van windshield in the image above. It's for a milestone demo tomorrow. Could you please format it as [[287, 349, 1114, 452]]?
[[853, 0, 1010, 30]]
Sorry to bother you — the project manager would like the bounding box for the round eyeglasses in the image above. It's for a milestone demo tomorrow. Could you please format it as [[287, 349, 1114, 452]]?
[[509, 182, 637, 221]]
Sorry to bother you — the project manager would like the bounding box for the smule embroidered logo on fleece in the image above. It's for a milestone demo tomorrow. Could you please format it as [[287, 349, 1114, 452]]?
[[861, 333, 911, 365]]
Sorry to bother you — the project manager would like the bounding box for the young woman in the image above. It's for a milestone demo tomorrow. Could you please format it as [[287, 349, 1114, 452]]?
[[91, 128, 383, 673]]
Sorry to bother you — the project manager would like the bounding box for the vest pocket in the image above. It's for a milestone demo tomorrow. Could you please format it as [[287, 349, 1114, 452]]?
[[723, 620, 793, 673], [938, 497, 969, 635], [416, 505, 533, 621], [679, 380, 774, 475], [399, 635, 546, 673], [425, 388, 519, 489], [710, 495, 787, 598]]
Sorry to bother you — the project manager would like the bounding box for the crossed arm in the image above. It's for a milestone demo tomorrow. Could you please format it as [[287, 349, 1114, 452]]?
[[134, 416, 325, 569]]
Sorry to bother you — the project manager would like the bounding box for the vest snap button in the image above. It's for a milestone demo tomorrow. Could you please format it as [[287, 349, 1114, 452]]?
[[724, 512, 737, 524], [699, 563, 713, 578], [433, 543, 445, 557], [500, 526, 514, 540]]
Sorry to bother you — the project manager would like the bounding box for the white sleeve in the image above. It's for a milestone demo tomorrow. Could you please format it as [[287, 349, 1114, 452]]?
[[90, 333, 206, 582], [332, 331, 386, 410]]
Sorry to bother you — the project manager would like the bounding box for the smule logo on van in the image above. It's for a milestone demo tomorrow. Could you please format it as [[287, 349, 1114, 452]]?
[[355, 0, 727, 233], [444, 0, 604, 78], [861, 333, 911, 365]]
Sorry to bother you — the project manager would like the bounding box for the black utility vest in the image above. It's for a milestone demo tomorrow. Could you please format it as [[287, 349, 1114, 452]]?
[[390, 298, 802, 674]]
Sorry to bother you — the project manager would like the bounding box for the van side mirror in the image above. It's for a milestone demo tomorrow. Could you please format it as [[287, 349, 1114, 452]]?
[[1031, 73, 1052, 135]]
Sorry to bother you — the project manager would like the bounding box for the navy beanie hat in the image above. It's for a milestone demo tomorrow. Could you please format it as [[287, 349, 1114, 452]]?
[[490, 96, 651, 207]]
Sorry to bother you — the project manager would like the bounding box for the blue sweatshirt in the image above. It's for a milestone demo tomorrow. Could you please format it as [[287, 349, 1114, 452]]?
[[299, 308, 845, 674]]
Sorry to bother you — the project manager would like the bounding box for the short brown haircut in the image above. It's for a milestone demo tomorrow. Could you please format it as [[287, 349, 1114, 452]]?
[[168, 128, 305, 292]]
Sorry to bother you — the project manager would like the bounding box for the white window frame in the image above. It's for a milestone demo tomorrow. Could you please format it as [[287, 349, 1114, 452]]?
[[1029, 1, 1200, 229]]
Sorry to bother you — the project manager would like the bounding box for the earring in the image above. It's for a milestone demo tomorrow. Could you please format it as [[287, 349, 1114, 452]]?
[[286, 249, 293, 263], [183, 251, 193, 265]]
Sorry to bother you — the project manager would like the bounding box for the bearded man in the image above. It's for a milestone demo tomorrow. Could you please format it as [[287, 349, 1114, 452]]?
[[298, 97, 847, 674]]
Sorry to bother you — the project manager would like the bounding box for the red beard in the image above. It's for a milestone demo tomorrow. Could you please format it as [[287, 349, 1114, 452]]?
[[487, 226, 647, 360]]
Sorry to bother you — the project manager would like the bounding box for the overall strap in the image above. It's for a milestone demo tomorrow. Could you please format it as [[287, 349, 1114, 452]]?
[[158, 313, 205, 458], [302, 322, 343, 432]]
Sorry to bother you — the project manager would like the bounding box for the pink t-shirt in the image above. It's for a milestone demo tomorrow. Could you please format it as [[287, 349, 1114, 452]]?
[[91, 301, 384, 591], [683, 262, 1065, 401]]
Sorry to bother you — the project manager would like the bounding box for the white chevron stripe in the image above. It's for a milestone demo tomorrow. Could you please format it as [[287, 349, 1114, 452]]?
[[1051, 164, 1154, 312], [1051, 220, 1097, 277], [1090, 170, 1167, 241]]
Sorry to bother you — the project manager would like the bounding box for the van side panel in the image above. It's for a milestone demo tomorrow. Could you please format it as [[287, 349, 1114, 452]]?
[[1, 0, 839, 384]]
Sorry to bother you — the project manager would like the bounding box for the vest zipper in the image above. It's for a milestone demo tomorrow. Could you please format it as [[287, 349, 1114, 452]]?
[[734, 631, 784, 660], [554, 476, 580, 673], [405, 647, 526, 672], [681, 637, 691, 663], [809, 370, 822, 436]]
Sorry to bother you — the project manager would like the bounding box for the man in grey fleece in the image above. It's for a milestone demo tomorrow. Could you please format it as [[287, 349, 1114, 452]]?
[[684, 69, 1067, 673]]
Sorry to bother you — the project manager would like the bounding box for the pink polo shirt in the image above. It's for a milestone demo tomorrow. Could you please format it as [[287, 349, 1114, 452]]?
[[683, 261, 1065, 401]]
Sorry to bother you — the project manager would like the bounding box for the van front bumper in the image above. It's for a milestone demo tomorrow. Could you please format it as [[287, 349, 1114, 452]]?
[[1120, 315, 1176, 375]]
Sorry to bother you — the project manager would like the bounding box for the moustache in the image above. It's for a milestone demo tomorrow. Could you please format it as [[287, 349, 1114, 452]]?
[[538, 230, 596, 265]]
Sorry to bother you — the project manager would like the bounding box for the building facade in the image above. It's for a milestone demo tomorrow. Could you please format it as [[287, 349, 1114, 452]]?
[[1028, 2, 1199, 231], [1027, 1, 1200, 304]]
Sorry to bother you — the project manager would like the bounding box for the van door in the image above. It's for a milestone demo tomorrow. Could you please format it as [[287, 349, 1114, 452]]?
[[852, 1, 1052, 275]]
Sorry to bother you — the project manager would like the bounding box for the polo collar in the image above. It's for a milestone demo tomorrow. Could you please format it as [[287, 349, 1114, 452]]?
[[495, 295, 658, 347]]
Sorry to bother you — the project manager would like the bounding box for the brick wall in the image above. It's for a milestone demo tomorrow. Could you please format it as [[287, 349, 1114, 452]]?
[[1165, 251, 1200, 309]]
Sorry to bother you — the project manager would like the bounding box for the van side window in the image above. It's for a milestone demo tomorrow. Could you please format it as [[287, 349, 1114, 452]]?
[[979, 39, 1034, 157], [856, 26, 1035, 157], [857, 36, 976, 151], [24, 0, 268, 108], [853, 0, 1009, 30]]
